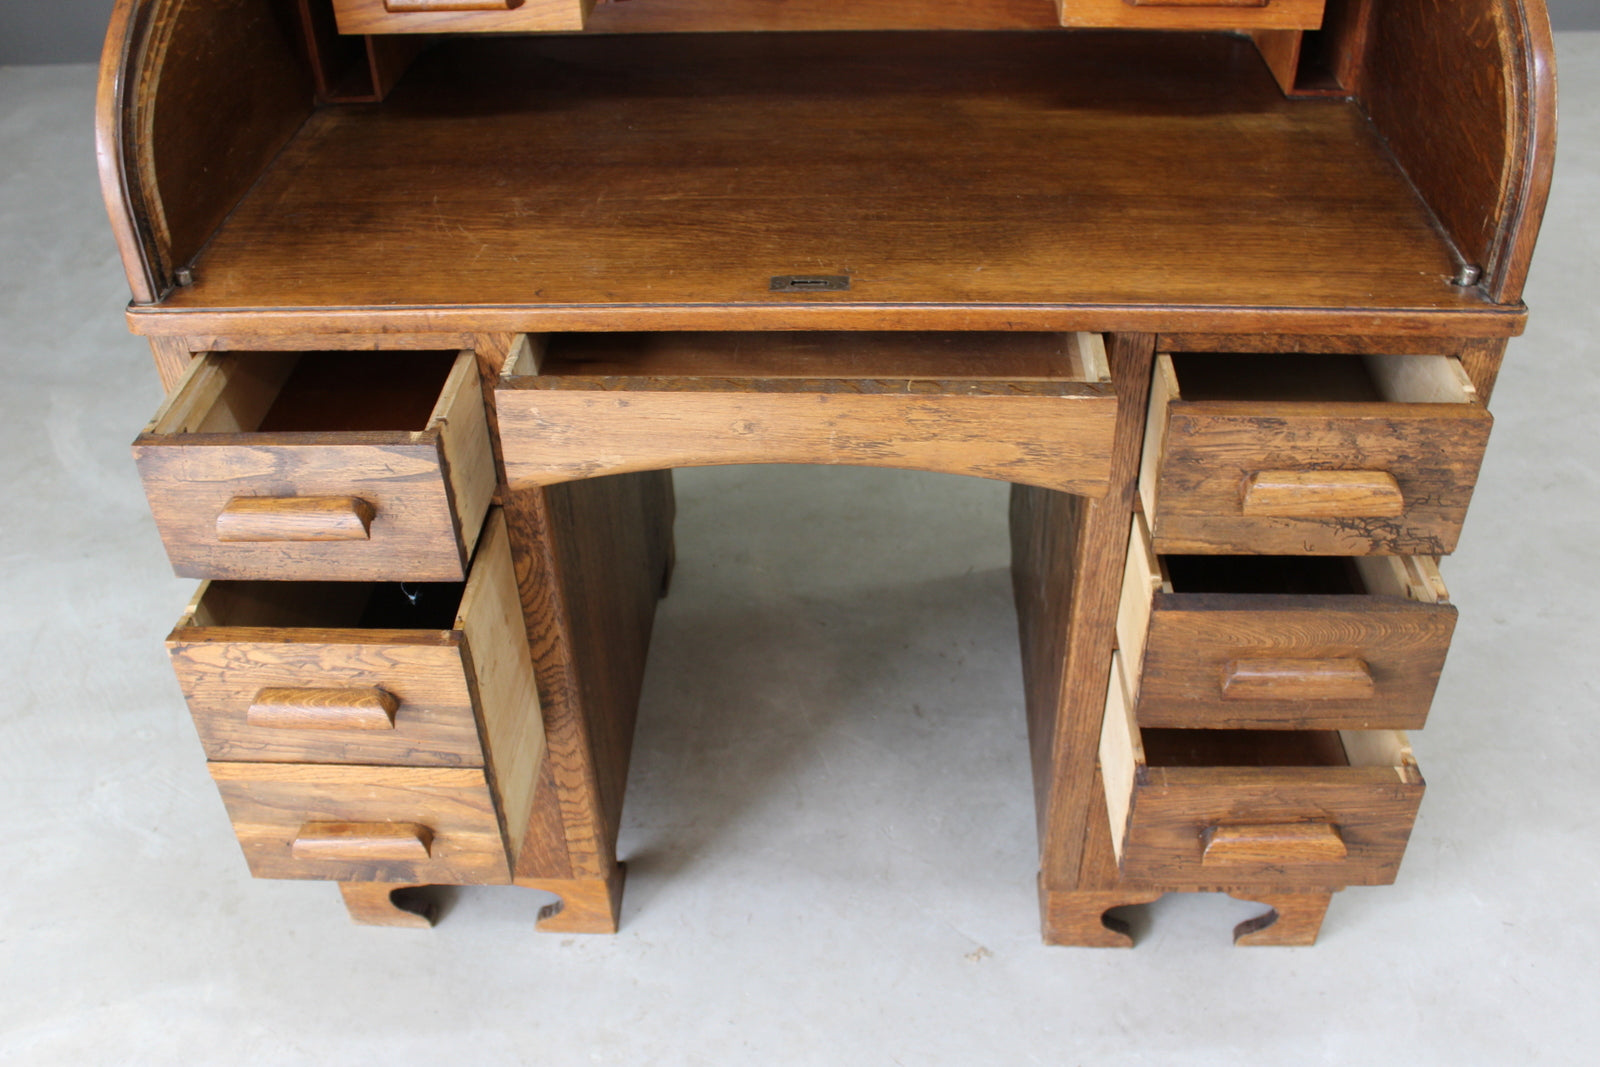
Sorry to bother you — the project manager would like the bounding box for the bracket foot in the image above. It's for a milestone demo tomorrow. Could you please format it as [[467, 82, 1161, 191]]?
[[517, 865, 627, 934]]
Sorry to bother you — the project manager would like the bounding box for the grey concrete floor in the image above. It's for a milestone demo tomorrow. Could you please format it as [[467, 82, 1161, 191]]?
[[2, 36, 1597, 1065]]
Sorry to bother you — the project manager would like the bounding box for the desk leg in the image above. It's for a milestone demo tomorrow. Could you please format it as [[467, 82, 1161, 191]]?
[[517, 864, 628, 934], [338, 881, 439, 928], [1227, 889, 1335, 947], [503, 474, 674, 934], [1013, 332, 1158, 945], [1039, 880, 1163, 948]]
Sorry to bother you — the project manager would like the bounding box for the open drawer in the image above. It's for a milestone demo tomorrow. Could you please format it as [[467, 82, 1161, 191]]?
[[495, 331, 1118, 495], [1100, 651, 1425, 889], [332, 0, 592, 36], [168, 511, 541, 776], [134, 350, 495, 582], [1058, 0, 1326, 31], [1118, 510, 1456, 730], [1140, 352, 1492, 556]]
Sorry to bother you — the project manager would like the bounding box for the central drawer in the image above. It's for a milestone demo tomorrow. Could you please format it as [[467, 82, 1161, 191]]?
[[496, 331, 1119, 495]]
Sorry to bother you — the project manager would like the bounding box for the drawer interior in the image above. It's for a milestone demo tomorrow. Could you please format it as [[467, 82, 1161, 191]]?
[[517, 331, 1111, 384], [187, 578, 467, 632], [1140, 728, 1351, 769], [1165, 352, 1478, 406], [154, 351, 460, 436], [1145, 532, 1445, 605], [1161, 554, 1366, 597]]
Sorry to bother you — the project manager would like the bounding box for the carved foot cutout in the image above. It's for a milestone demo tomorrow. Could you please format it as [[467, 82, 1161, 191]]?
[[1227, 890, 1334, 947], [1040, 883, 1164, 947], [339, 881, 443, 928], [517, 865, 627, 934]]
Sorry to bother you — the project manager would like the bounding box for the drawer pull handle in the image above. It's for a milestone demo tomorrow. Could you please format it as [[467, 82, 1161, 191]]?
[[216, 496, 376, 542], [292, 822, 434, 862], [384, 0, 521, 11], [1240, 470, 1404, 518], [247, 687, 400, 730], [1125, 0, 1270, 7], [1203, 823, 1347, 866], [1222, 658, 1375, 700]]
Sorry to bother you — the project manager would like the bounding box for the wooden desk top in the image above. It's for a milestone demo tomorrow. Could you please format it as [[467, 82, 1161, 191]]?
[[146, 31, 1515, 336]]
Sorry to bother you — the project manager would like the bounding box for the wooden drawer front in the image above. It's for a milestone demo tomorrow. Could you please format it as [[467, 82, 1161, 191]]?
[[134, 351, 495, 582], [1118, 513, 1455, 730], [170, 632, 483, 767], [168, 512, 545, 795], [496, 331, 1118, 496], [332, 0, 592, 35], [1059, 0, 1326, 31], [1100, 653, 1424, 889], [1141, 353, 1492, 556], [210, 763, 511, 884]]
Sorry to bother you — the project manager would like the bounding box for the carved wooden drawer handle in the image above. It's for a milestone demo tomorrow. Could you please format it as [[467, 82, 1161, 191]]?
[[1203, 823, 1347, 866], [385, 0, 522, 12], [292, 822, 434, 862], [1240, 470, 1404, 518], [1222, 657, 1374, 700], [215, 496, 376, 542], [247, 687, 400, 730], [1125, 0, 1270, 7]]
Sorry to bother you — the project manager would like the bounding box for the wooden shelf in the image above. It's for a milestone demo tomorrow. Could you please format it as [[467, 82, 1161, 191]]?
[[154, 30, 1500, 333]]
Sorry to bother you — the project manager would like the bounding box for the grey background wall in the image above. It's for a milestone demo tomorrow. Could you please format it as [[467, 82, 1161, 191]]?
[[2, 0, 1598, 65]]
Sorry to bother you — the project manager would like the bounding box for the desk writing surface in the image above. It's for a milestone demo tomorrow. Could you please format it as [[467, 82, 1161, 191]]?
[[162, 31, 1486, 323]]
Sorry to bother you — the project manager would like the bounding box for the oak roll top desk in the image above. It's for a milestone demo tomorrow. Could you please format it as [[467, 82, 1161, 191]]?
[[97, 0, 1557, 946]]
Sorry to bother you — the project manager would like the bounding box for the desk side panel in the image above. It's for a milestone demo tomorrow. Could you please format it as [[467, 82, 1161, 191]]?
[[97, 0, 315, 303], [1359, 0, 1557, 304]]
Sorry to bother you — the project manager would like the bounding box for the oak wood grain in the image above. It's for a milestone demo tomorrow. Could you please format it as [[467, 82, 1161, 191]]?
[[215, 495, 376, 542], [153, 32, 1493, 332], [1059, 0, 1326, 30], [332, 0, 592, 34], [1157, 333, 1476, 356], [458, 511, 546, 874], [497, 332, 1118, 494], [502, 473, 673, 884], [1013, 332, 1154, 890], [1142, 353, 1493, 555], [1101, 659, 1424, 888], [1203, 822, 1348, 865], [135, 351, 495, 580], [1361, 0, 1556, 303], [292, 821, 433, 861], [148, 336, 193, 393], [1126, 543, 1457, 729], [338, 880, 438, 926], [1219, 658, 1376, 701], [99, 0, 314, 300], [516, 868, 628, 934], [170, 591, 483, 766], [1228, 889, 1335, 945], [246, 686, 400, 730], [585, 0, 1060, 33], [211, 762, 511, 883]]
